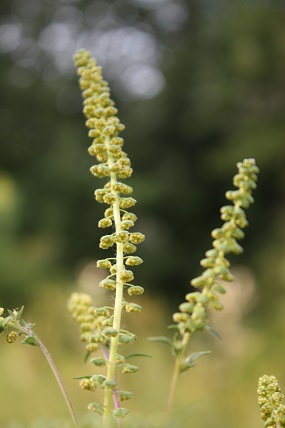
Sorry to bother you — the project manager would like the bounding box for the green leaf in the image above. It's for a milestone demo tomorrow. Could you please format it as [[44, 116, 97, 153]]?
[[205, 324, 222, 340], [73, 375, 92, 380], [167, 324, 180, 330], [180, 351, 211, 373], [22, 336, 38, 346], [148, 336, 174, 349], [186, 350, 211, 365], [84, 351, 91, 363], [125, 353, 152, 359], [16, 306, 24, 320]]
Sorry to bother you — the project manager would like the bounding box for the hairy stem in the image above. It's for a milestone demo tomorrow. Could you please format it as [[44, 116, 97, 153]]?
[[166, 356, 181, 419], [103, 143, 125, 426], [11, 323, 78, 427], [166, 332, 191, 419]]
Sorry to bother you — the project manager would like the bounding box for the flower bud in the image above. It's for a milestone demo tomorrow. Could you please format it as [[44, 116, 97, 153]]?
[[98, 218, 113, 228], [104, 207, 113, 217], [125, 303, 142, 313], [127, 286, 144, 296], [210, 301, 224, 311], [185, 292, 201, 302], [89, 333, 106, 343], [205, 249, 218, 258], [91, 374, 106, 384], [232, 227, 245, 239], [117, 390, 133, 401], [122, 364, 139, 374], [110, 264, 117, 274], [99, 235, 115, 249], [79, 378, 96, 391], [115, 231, 129, 243], [173, 312, 189, 323], [200, 257, 214, 268], [116, 354, 126, 364], [216, 266, 234, 282], [101, 316, 114, 326], [235, 217, 248, 228], [119, 333, 136, 344], [6, 331, 18, 343], [103, 327, 118, 337], [121, 220, 134, 230], [104, 380, 118, 389], [112, 408, 129, 418], [111, 137, 124, 146], [87, 402, 104, 415], [103, 193, 117, 205], [122, 212, 137, 222], [123, 243, 137, 254], [103, 125, 115, 136], [119, 270, 134, 282], [97, 259, 112, 269], [117, 167, 133, 179], [112, 183, 133, 194], [90, 357, 106, 366], [213, 283, 226, 294], [94, 189, 108, 203], [129, 233, 145, 244], [119, 197, 136, 209], [90, 164, 110, 178], [179, 302, 194, 313], [125, 256, 143, 266], [86, 342, 99, 352], [99, 279, 116, 290]]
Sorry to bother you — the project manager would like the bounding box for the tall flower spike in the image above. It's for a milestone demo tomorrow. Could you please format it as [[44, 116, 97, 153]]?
[[74, 49, 145, 425], [258, 375, 285, 428], [165, 158, 259, 418], [174, 158, 259, 337]]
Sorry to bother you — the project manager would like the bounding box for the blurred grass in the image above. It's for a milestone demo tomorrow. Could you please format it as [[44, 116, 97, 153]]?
[[1, 265, 283, 428]]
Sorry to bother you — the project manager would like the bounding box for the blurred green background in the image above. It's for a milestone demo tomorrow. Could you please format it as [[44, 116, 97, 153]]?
[[1, 0, 285, 426]]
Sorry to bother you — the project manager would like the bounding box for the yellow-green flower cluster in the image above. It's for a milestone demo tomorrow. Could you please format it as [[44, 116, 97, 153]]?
[[73, 49, 145, 420], [73, 48, 144, 305], [173, 159, 259, 336], [68, 292, 137, 400], [258, 375, 285, 428], [68, 293, 103, 353], [68, 293, 137, 355]]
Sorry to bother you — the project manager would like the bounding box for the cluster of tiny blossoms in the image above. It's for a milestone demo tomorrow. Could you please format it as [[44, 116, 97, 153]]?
[[72, 49, 145, 419], [257, 375, 285, 428], [67, 292, 136, 364], [0, 307, 19, 344], [173, 159, 259, 342], [74, 49, 144, 301]]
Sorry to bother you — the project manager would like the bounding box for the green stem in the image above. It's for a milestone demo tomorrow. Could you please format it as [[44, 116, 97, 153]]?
[[12, 323, 79, 427], [166, 355, 181, 420], [166, 331, 191, 419], [103, 144, 125, 427]]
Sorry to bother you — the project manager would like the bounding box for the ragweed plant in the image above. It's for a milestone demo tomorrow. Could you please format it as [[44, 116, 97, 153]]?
[[0, 50, 264, 428], [257, 375, 285, 428], [71, 49, 145, 426], [150, 158, 259, 418]]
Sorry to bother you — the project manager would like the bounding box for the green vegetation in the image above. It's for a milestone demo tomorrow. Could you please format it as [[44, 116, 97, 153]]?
[[0, 49, 274, 428], [1, 1, 285, 427]]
